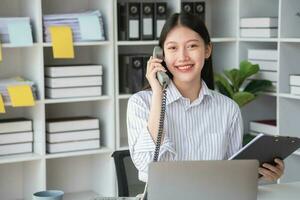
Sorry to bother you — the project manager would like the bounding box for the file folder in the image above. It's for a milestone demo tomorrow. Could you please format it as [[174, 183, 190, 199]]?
[[195, 2, 205, 22], [155, 2, 167, 39], [117, 2, 128, 40], [128, 3, 141, 40], [181, 2, 194, 14], [141, 3, 154, 40]]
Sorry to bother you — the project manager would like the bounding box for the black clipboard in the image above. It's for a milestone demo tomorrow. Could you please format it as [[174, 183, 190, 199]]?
[[229, 134, 300, 166]]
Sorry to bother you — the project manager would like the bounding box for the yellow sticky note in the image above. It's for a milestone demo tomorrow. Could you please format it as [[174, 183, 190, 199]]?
[[7, 85, 35, 107], [0, 42, 2, 61], [49, 26, 74, 59], [0, 94, 5, 113]]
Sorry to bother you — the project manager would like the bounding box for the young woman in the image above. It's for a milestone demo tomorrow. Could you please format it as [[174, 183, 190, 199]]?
[[127, 12, 284, 183]]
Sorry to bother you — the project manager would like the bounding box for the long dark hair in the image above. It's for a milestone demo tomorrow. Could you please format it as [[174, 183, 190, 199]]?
[[144, 12, 214, 90]]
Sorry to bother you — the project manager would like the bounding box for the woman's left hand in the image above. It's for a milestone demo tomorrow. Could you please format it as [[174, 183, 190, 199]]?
[[259, 158, 285, 182]]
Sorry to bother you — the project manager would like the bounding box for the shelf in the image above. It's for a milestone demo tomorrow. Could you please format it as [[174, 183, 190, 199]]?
[[4, 100, 43, 106], [0, 153, 42, 165], [118, 94, 132, 99], [279, 93, 300, 100], [280, 38, 300, 43], [44, 96, 111, 104], [43, 41, 112, 47], [117, 40, 158, 46], [238, 38, 278, 42], [259, 92, 278, 97], [1, 43, 40, 48], [63, 191, 99, 200], [45, 147, 113, 159], [211, 38, 237, 43]]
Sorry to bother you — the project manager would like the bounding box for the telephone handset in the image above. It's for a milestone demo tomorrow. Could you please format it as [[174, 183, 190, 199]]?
[[152, 46, 170, 89]]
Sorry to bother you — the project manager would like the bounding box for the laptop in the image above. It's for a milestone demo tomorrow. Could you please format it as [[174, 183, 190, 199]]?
[[147, 160, 259, 200]]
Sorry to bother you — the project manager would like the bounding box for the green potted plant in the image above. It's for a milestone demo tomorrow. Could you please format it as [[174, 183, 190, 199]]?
[[214, 60, 273, 145]]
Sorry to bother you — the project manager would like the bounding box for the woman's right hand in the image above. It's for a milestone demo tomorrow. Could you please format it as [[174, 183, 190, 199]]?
[[145, 56, 167, 94]]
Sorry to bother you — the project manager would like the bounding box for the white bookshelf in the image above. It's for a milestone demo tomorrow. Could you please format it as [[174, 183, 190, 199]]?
[[0, 0, 300, 199]]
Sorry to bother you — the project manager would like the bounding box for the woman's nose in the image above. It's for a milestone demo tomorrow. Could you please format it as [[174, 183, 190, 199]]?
[[178, 48, 189, 61]]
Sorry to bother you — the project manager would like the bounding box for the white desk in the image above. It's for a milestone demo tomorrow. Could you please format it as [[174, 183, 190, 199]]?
[[258, 181, 300, 200]]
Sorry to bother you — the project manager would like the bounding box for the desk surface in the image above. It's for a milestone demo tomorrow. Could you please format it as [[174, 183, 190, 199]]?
[[258, 181, 300, 200]]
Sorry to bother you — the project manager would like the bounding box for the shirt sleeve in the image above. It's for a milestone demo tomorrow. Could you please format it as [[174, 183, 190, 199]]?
[[225, 104, 243, 159], [127, 93, 176, 182]]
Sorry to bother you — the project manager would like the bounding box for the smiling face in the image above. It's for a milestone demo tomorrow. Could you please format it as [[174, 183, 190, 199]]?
[[163, 25, 212, 86]]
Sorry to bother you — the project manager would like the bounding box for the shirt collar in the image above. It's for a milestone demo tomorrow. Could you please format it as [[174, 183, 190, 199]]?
[[166, 80, 212, 105]]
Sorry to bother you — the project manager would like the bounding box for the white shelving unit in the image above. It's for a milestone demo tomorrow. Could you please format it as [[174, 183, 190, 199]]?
[[0, 0, 300, 199]]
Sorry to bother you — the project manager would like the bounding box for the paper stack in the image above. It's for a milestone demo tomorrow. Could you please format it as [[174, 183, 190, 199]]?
[[247, 49, 278, 92], [46, 117, 101, 153], [0, 17, 33, 46], [290, 75, 300, 95], [0, 77, 37, 103], [43, 10, 105, 42], [45, 65, 103, 98], [240, 17, 278, 38], [249, 119, 277, 136], [0, 118, 33, 156]]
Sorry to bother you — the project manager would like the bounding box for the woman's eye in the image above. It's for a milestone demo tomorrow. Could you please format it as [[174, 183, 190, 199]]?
[[188, 44, 198, 49], [168, 46, 176, 50]]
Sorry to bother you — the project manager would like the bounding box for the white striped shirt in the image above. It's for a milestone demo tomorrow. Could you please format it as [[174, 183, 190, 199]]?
[[127, 80, 243, 182]]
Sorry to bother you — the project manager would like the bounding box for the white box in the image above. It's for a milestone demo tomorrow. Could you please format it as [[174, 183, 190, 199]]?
[[45, 65, 103, 77], [290, 75, 300, 86], [290, 86, 300, 95], [248, 49, 278, 61], [240, 17, 278, 28], [250, 120, 277, 135], [45, 76, 102, 88], [0, 131, 33, 145], [0, 142, 32, 156], [46, 86, 102, 98], [47, 129, 100, 143], [46, 139, 100, 153], [250, 71, 278, 82], [240, 28, 277, 38], [0, 118, 32, 134], [46, 117, 99, 133], [248, 59, 278, 71]]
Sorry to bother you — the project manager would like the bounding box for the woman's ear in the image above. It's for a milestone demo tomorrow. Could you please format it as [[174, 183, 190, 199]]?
[[205, 43, 212, 59]]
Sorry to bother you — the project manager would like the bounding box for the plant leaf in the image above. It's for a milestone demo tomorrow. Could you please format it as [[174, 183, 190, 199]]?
[[214, 73, 234, 98], [239, 60, 259, 87], [224, 69, 240, 92], [244, 80, 273, 94], [232, 92, 255, 107]]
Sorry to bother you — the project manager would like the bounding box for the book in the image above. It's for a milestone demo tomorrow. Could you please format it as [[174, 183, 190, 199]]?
[[240, 17, 278, 28], [0, 118, 32, 134], [290, 75, 300, 86], [247, 59, 277, 71], [290, 86, 300, 95], [47, 129, 100, 143], [45, 76, 102, 88], [240, 28, 277, 38], [45, 65, 103, 77], [0, 142, 32, 156], [0, 131, 33, 145], [229, 134, 300, 166], [249, 71, 277, 82], [248, 49, 278, 61], [45, 86, 102, 98], [250, 120, 277, 135], [46, 139, 100, 153], [46, 117, 99, 133]]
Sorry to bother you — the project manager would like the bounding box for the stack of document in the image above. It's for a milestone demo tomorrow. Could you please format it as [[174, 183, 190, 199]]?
[[240, 17, 278, 38], [0, 17, 33, 45], [0, 77, 37, 103], [290, 75, 300, 95], [43, 10, 105, 42], [45, 65, 103, 98], [46, 117, 100, 154], [249, 119, 277, 136], [247, 49, 278, 92], [0, 118, 33, 156]]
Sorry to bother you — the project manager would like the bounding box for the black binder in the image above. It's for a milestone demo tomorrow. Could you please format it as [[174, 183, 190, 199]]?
[[128, 3, 141, 40], [155, 2, 167, 39], [117, 2, 128, 40], [141, 3, 154, 40], [128, 55, 144, 93], [230, 134, 300, 166], [119, 55, 130, 94], [181, 2, 194, 14], [194, 2, 205, 22]]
